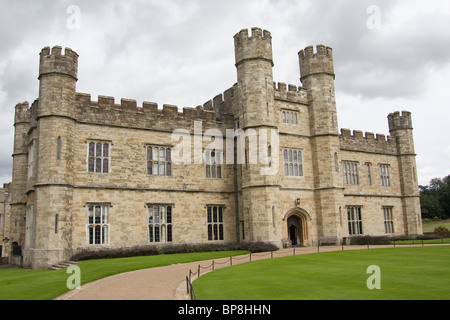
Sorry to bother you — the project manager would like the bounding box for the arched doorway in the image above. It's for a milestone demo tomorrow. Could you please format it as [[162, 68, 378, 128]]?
[[284, 208, 311, 247], [287, 215, 303, 246]]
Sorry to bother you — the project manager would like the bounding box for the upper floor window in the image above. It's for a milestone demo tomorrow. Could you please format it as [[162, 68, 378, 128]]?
[[206, 150, 222, 179], [268, 146, 272, 168], [343, 162, 359, 185], [28, 140, 37, 179], [147, 146, 172, 177], [283, 149, 303, 177], [57, 137, 61, 161], [88, 141, 110, 173], [366, 163, 372, 186], [379, 165, 391, 187], [282, 110, 299, 125]]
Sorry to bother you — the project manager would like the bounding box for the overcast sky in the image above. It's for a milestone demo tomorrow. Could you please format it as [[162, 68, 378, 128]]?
[[0, 0, 449, 186]]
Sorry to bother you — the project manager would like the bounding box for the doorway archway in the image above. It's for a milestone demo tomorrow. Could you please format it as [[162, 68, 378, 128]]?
[[284, 208, 311, 247], [288, 216, 302, 246]]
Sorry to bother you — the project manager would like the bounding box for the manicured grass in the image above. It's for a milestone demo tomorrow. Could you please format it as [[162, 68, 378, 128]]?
[[193, 246, 450, 300], [0, 250, 248, 300], [394, 238, 450, 245]]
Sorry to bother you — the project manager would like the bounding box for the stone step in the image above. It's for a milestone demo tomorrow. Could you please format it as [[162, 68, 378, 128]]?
[[48, 261, 80, 271]]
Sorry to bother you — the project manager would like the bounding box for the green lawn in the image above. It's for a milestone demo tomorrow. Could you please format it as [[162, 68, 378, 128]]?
[[422, 219, 450, 233], [0, 250, 248, 300], [193, 246, 450, 300]]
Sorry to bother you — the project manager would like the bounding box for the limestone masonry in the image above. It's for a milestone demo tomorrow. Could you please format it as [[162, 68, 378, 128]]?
[[4, 28, 422, 269]]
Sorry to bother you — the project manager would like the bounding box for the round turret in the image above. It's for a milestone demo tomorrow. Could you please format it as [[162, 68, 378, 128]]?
[[39, 46, 78, 81], [234, 28, 273, 67], [39, 46, 78, 80], [299, 45, 334, 82]]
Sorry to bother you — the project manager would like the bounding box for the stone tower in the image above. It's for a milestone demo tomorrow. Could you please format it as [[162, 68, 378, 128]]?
[[10, 102, 31, 260], [22, 46, 79, 268], [234, 28, 280, 243], [299, 45, 344, 241], [388, 111, 422, 235]]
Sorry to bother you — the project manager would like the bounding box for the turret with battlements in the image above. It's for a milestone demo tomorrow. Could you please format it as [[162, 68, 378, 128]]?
[[388, 111, 422, 235], [299, 44, 343, 241], [20, 46, 80, 268], [234, 28, 275, 129], [234, 28, 279, 244]]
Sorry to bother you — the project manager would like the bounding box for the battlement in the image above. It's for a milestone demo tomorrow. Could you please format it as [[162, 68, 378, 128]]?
[[203, 85, 237, 117], [388, 111, 413, 131], [14, 101, 31, 124], [234, 27, 273, 67], [273, 82, 308, 104], [74, 93, 230, 132], [234, 27, 272, 41], [299, 45, 333, 59], [39, 46, 79, 80], [299, 45, 334, 81], [340, 128, 397, 155]]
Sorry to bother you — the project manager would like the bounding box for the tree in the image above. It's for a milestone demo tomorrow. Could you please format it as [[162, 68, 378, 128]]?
[[420, 174, 450, 219]]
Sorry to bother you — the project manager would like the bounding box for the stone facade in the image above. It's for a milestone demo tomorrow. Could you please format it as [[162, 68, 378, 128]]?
[[0, 184, 11, 262], [7, 27, 422, 269]]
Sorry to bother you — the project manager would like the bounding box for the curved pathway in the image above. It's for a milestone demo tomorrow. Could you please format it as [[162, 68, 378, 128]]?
[[55, 244, 446, 300]]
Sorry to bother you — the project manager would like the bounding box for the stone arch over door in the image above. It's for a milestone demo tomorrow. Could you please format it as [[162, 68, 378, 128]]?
[[283, 208, 312, 246]]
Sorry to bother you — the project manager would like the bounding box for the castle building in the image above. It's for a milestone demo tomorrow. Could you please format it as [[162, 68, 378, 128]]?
[[8, 28, 422, 269]]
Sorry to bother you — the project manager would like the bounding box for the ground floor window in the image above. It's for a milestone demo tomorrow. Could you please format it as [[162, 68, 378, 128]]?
[[148, 204, 173, 243], [383, 207, 394, 234], [207, 206, 224, 241], [347, 206, 363, 236], [88, 204, 109, 245]]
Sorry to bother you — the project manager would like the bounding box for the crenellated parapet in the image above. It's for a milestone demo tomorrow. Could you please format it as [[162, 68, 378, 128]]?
[[203, 85, 237, 118], [388, 111, 413, 131], [299, 45, 334, 82], [340, 128, 397, 155], [14, 102, 31, 125], [39, 46, 78, 81], [75, 93, 231, 132], [388, 111, 415, 155], [234, 27, 273, 67], [273, 82, 308, 104]]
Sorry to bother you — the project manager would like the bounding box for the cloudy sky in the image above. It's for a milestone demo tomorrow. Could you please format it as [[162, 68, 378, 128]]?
[[0, 0, 449, 186]]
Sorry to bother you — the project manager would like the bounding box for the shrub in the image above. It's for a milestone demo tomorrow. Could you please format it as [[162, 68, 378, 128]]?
[[70, 241, 278, 261], [349, 236, 392, 245], [70, 245, 160, 261], [238, 241, 279, 253], [434, 226, 450, 234]]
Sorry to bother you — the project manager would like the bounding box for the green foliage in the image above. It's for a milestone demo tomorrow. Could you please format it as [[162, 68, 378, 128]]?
[[434, 226, 449, 234], [420, 174, 450, 219]]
